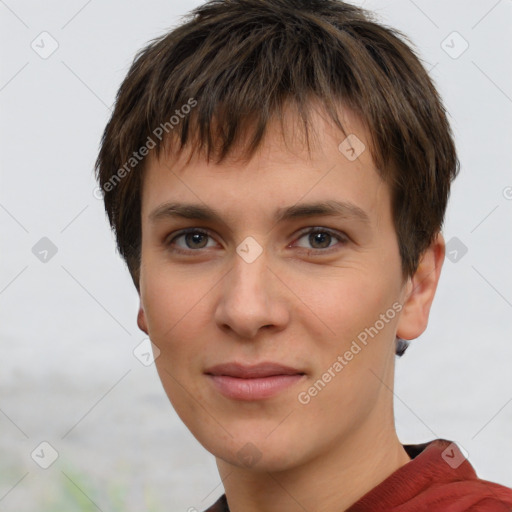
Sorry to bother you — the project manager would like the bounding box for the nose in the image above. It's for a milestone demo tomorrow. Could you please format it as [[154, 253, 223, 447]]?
[[214, 247, 290, 339]]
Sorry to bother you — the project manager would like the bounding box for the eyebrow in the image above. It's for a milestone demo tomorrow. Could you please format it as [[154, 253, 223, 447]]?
[[149, 200, 370, 226]]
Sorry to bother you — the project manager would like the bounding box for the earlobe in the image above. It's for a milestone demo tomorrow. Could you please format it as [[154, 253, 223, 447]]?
[[396, 232, 445, 341], [137, 303, 149, 335]]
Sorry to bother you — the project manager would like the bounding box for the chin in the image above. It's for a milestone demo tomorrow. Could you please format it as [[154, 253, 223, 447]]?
[[199, 428, 307, 472]]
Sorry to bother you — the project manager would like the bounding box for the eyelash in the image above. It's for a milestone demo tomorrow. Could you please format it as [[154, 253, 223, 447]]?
[[165, 227, 348, 256]]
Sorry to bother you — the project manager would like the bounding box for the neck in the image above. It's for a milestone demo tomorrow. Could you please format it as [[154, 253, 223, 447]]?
[[216, 417, 411, 512]]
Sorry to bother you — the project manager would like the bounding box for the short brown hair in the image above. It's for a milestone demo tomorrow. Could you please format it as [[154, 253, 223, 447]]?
[[95, 0, 459, 353]]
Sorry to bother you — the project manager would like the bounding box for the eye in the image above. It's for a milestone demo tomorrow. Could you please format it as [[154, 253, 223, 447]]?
[[166, 228, 218, 253], [165, 226, 348, 256], [292, 227, 348, 254]]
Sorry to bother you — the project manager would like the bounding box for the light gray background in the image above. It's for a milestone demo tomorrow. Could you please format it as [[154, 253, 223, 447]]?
[[1, 0, 511, 511]]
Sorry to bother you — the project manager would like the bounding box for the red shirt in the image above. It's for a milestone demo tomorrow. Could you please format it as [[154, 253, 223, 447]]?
[[203, 439, 512, 511]]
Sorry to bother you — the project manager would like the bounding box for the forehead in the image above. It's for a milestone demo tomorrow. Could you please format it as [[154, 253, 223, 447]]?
[[140, 103, 389, 226]]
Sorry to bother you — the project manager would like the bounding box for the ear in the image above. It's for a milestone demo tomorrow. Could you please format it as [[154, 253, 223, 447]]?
[[396, 232, 445, 341], [137, 301, 149, 335]]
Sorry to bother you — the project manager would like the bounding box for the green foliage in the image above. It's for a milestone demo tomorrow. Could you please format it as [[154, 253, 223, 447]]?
[[39, 465, 164, 512]]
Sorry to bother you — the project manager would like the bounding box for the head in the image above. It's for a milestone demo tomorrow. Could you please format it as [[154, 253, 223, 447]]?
[[95, 0, 458, 473]]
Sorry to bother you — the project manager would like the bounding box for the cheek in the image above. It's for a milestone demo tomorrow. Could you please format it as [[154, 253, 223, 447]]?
[[303, 269, 398, 351], [141, 264, 212, 361], [293, 274, 399, 438], [142, 267, 213, 423]]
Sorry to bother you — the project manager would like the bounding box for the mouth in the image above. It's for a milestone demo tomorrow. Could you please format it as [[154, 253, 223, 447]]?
[[204, 362, 306, 401]]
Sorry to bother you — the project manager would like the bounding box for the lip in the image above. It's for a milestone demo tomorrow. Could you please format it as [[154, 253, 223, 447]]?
[[205, 362, 306, 401], [205, 362, 304, 378]]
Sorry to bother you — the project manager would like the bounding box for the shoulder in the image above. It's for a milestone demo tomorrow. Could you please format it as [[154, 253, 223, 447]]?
[[429, 478, 512, 511], [349, 439, 512, 512], [406, 440, 512, 511], [438, 478, 512, 512]]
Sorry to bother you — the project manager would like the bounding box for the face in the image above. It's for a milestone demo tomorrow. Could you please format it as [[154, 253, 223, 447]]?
[[137, 105, 417, 472]]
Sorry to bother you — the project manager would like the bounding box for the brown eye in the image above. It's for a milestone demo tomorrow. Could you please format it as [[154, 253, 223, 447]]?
[[184, 232, 209, 249], [167, 229, 217, 252], [308, 231, 332, 249], [293, 227, 348, 253]]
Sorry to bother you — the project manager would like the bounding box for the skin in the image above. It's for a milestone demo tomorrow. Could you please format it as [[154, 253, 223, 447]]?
[[136, 103, 445, 512]]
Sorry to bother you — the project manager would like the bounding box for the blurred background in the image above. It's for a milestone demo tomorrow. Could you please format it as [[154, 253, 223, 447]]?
[[1, 0, 511, 510]]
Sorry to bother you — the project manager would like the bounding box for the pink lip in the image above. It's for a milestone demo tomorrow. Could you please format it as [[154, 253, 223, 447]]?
[[205, 362, 306, 401]]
